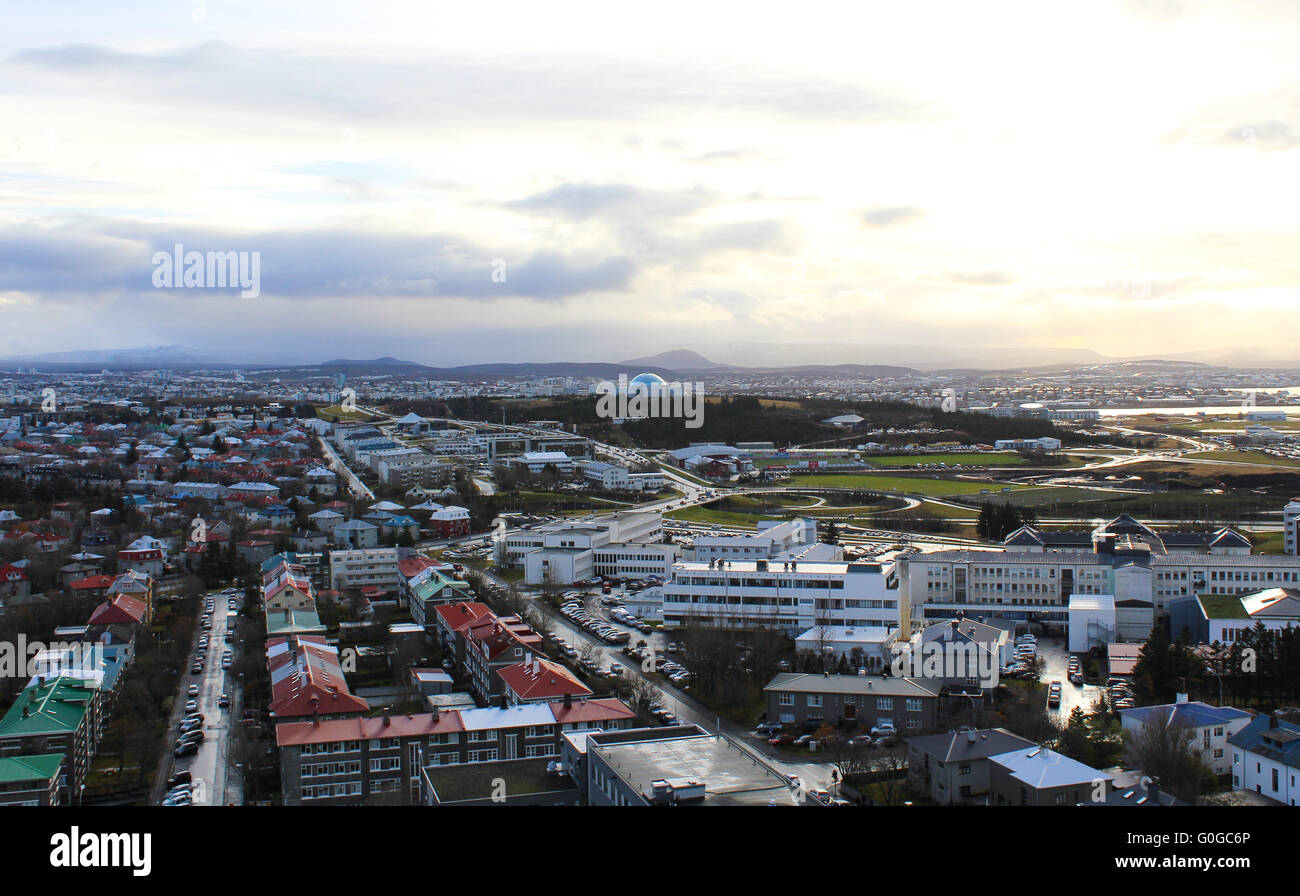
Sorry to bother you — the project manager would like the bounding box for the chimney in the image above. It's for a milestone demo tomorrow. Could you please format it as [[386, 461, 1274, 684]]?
[[382, 714, 391, 726], [1269, 714, 1279, 729], [950, 620, 959, 639], [968, 728, 977, 743], [563, 693, 573, 710], [1175, 692, 1188, 704]]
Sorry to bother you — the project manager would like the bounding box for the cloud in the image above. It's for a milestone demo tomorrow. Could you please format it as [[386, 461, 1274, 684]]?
[[503, 183, 716, 221], [860, 206, 925, 228], [0, 220, 636, 301], [8, 42, 939, 128], [946, 269, 1016, 286]]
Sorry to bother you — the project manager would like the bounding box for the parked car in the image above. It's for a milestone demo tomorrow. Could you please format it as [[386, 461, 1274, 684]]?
[[870, 722, 897, 738], [1047, 682, 1062, 707], [174, 741, 199, 758]]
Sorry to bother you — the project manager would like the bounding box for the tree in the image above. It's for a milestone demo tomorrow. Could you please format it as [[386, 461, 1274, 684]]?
[[821, 522, 840, 545], [1122, 706, 1211, 804]]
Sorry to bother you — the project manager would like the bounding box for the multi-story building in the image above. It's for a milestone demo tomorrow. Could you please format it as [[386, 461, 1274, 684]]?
[[659, 559, 900, 633], [276, 698, 635, 805], [1120, 700, 1252, 776], [763, 672, 941, 733], [582, 725, 800, 806], [900, 514, 1300, 629], [329, 547, 401, 593], [907, 727, 1036, 805], [0, 676, 103, 802], [0, 754, 64, 806], [1229, 713, 1300, 806], [500, 511, 670, 585], [687, 518, 819, 563], [1285, 498, 1300, 555]]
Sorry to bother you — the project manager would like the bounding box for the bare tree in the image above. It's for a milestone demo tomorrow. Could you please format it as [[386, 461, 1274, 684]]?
[[1122, 706, 1209, 804]]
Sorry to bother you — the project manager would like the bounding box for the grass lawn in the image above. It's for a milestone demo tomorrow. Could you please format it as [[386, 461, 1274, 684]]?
[[864, 451, 1027, 467], [317, 404, 385, 422], [1250, 530, 1287, 554], [666, 506, 775, 527], [786, 473, 1037, 497], [1185, 450, 1300, 468]]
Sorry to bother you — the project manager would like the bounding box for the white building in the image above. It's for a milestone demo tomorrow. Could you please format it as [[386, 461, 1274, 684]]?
[[1229, 714, 1300, 806], [1121, 699, 1252, 777], [512, 451, 575, 474], [688, 518, 820, 562], [901, 515, 1300, 629], [658, 559, 900, 633], [329, 547, 401, 593], [501, 512, 672, 585]]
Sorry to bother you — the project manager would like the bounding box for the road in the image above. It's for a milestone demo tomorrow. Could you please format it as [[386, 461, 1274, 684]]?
[[317, 434, 375, 501], [467, 565, 837, 795], [155, 590, 245, 806]]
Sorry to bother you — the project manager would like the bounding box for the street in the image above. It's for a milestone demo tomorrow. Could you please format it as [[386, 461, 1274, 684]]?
[[1036, 636, 1104, 722], [156, 590, 245, 806]]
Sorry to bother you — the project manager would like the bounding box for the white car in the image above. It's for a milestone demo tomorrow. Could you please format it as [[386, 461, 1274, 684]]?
[[870, 723, 897, 738]]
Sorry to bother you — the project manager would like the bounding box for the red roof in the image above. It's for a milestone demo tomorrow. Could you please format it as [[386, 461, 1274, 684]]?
[[547, 697, 637, 726], [433, 601, 492, 634], [499, 657, 591, 702], [69, 574, 116, 591], [88, 594, 147, 626], [276, 711, 464, 747]]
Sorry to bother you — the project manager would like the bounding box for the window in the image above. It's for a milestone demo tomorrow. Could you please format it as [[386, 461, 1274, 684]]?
[[877, 697, 893, 711], [807, 695, 823, 708], [778, 693, 794, 706]]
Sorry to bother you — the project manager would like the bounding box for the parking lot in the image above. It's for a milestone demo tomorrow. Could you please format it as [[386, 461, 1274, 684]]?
[[1035, 636, 1104, 721]]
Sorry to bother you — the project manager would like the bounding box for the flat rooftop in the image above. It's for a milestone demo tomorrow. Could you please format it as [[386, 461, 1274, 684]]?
[[592, 732, 797, 806]]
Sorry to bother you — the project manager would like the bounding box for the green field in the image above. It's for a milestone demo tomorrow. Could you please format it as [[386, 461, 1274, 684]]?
[[666, 506, 775, 527], [865, 451, 1027, 467], [785, 473, 1036, 497], [1185, 450, 1300, 468]]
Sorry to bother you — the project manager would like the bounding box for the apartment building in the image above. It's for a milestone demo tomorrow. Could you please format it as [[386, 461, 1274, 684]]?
[[764, 673, 941, 733], [0, 676, 103, 802], [0, 754, 64, 806], [659, 559, 901, 633], [329, 547, 401, 593], [907, 727, 1036, 805], [407, 567, 475, 630], [277, 698, 635, 805]]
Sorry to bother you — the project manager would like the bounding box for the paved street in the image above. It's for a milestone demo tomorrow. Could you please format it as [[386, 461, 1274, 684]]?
[[157, 590, 245, 806]]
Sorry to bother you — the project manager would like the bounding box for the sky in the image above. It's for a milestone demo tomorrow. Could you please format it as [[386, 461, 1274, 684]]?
[[1, 0, 1299, 367]]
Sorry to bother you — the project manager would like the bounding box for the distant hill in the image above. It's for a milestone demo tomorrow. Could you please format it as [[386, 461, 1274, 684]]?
[[617, 349, 728, 371]]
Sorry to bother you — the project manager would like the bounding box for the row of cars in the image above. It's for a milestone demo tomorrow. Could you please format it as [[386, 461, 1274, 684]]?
[[560, 599, 631, 644], [1107, 678, 1135, 710], [1003, 633, 1041, 680], [757, 720, 899, 749]]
